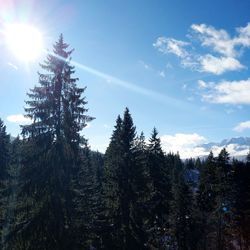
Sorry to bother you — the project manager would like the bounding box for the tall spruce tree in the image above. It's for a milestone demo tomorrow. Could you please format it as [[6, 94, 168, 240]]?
[[214, 148, 233, 250], [72, 141, 100, 249], [103, 115, 123, 249], [0, 119, 11, 249], [196, 152, 217, 250], [7, 35, 93, 250], [170, 169, 196, 250], [146, 128, 171, 249], [232, 155, 250, 249], [103, 108, 149, 250], [0, 119, 10, 179], [132, 132, 152, 247]]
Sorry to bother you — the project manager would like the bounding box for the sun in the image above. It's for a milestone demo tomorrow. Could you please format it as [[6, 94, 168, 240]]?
[[4, 23, 43, 62]]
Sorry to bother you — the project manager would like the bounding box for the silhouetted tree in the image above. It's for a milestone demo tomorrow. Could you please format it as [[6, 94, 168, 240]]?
[[7, 34, 93, 250]]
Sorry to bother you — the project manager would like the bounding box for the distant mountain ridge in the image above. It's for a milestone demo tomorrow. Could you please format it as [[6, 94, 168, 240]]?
[[199, 137, 250, 160], [200, 137, 250, 149]]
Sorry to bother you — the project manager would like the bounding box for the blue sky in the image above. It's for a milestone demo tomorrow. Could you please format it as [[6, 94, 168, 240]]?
[[1, 0, 250, 157]]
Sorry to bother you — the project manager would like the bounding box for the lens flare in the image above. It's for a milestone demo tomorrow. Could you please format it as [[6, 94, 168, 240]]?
[[4, 23, 43, 62]]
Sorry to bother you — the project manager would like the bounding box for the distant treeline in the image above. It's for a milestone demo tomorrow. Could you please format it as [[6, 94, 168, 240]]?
[[0, 35, 250, 250]]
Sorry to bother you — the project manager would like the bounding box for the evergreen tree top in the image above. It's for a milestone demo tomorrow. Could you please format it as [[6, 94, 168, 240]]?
[[217, 148, 230, 162], [121, 108, 136, 147], [246, 150, 250, 163], [148, 127, 163, 155], [22, 34, 94, 143]]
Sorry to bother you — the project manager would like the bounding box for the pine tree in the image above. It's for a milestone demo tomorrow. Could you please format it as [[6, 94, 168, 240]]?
[[146, 128, 171, 249], [102, 115, 123, 249], [103, 108, 149, 249], [0, 119, 10, 180], [0, 119, 11, 249], [72, 141, 100, 249], [7, 35, 93, 250], [119, 108, 137, 248], [22, 34, 93, 145], [214, 148, 232, 250], [132, 132, 152, 247], [90, 151, 104, 190], [196, 152, 217, 250], [232, 155, 250, 249], [170, 169, 196, 250]]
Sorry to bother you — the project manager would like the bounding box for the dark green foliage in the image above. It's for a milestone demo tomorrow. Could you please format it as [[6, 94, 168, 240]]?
[[232, 157, 250, 249], [103, 109, 150, 249], [7, 137, 75, 250], [170, 169, 196, 250], [21, 34, 93, 145], [146, 128, 171, 249], [91, 151, 104, 190], [213, 148, 233, 250], [197, 152, 216, 213], [7, 35, 93, 250], [2, 107, 250, 250], [0, 119, 11, 249], [196, 152, 217, 250], [0, 119, 10, 179], [72, 142, 100, 249]]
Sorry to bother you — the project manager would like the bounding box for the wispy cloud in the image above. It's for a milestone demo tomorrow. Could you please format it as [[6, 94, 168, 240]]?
[[198, 80, 208, 89], [154, 22, 250, 75], [7, 62, 18, 70], [201, 78, 250, 104], [7, 114, 31, 124], [139, 60, 167, 78], [191, 24, 236, 57], [153, 38, 190, 58], [138, 60, 151, 70], [234, 120, 250, 132], [191, 23, 250, 57]]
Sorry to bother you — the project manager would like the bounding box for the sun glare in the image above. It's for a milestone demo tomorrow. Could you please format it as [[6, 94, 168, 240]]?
[[4, 23, 43, 62]]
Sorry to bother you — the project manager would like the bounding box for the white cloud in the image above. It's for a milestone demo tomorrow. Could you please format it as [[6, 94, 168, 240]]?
[[211, 144, 249, 157], [153, 37, 189, 58], [191, 23, 250, 57], [160, 132, 250, 158], [236, 23, 250, 47], [234, 121, 250, 132], [199, 54, 244, 74], [154, 23, 250, 75], [202, 78, 250, 104], [161, 133, 207, 158], [191, 24, 236, 57], [7, 114, 31, 124]]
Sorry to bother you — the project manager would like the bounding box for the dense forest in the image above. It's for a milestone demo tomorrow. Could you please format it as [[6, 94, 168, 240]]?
[[0, 35, 250, 250]]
